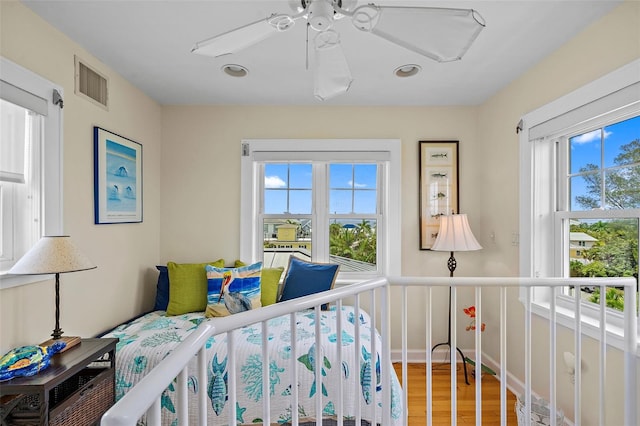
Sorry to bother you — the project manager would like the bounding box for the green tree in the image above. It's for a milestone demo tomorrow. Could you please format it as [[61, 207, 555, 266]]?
[[329, 221, 377, 265], [589, 287, 625, 311], [575, 139, 640, 209]]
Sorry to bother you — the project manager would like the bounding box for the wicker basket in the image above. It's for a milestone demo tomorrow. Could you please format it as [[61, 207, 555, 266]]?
[[49, 368, 114, 426], [515, 394, 565, 426]]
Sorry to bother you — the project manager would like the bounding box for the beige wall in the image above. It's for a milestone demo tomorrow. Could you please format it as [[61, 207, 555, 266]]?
[[477, 2, 639, 425], [0, 1, 162, 352]]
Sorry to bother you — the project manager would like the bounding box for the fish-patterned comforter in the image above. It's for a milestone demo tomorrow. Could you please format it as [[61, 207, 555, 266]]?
[[102, 306, 403, 425]]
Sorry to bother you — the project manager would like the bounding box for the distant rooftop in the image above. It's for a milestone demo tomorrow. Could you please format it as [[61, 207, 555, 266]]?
[[263, 249, 376, 273]]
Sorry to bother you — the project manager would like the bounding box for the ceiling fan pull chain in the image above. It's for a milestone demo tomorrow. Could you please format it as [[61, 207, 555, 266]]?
[[306, 22, 310, 70]]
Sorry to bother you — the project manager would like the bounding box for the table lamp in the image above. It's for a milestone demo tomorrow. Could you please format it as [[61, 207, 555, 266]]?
[[8, 235, 96, 351], [430, 213, 482, 384]]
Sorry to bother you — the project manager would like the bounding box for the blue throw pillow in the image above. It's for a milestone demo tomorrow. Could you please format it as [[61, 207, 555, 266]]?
[[279, 256, 339, 307], [153, 265, 169, 311]]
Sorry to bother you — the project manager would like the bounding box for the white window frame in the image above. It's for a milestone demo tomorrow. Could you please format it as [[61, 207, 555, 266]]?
[[519, 59, 640, 349], [240, 139, 401, 282], [0, 57, 63, 289]]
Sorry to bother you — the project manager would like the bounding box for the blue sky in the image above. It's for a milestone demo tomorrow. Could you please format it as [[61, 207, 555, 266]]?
[[569, 115, 639, 210], [264, 163, 377, 215]]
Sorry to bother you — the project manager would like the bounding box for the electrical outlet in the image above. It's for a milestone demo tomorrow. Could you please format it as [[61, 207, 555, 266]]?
[[511, 233, 519, 246]]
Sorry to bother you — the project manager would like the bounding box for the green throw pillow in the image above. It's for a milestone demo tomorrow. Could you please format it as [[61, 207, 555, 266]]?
[[166, 259, 224, 315], [234, 260, 283, 306], [260, 267, 284, 306]]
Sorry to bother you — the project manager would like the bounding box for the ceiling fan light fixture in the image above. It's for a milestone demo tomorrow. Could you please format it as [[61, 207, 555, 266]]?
[[308, 0, 335, 31], [394, 64, 421, 77], [222, 64, 249, 77], [313, 29, 352, 100]]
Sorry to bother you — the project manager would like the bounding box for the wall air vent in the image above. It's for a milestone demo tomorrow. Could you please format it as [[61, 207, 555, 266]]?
[[74, 56, 108, 109]]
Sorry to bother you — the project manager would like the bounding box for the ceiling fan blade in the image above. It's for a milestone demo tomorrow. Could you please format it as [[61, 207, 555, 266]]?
[[351, 5, 485, 62], [313, 29, 353, 101], [192, 14, 296, 58]]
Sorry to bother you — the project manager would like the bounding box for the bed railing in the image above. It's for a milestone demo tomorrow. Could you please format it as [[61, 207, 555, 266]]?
[[101, 276, 638, 426]]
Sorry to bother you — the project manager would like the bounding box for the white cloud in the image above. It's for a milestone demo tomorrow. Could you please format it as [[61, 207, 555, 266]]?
[[265, 176, 286, 188], [572, 129, 612, 144], [348, 180, 367, 188]]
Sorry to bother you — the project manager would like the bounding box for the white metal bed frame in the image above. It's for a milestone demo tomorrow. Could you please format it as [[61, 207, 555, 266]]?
[[101, 276, 638, 426]]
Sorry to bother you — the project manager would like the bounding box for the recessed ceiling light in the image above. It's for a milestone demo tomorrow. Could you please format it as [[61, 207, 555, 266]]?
[[394, 64, 421, 78], [222, 64, 249, 77]]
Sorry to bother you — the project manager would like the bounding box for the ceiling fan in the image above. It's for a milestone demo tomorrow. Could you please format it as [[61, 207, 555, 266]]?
[[192, 0, 485, 100]]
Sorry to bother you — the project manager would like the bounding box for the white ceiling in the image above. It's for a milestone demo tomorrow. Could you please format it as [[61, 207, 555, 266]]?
[[22, 0, 621, 106]]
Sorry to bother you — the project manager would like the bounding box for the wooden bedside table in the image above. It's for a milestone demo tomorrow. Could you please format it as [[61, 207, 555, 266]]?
[[0, 338, 117, 426]]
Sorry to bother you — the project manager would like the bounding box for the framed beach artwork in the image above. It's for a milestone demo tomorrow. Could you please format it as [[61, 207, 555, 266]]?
[[419, 140, 459, 249], [94, 127, 142, 224]]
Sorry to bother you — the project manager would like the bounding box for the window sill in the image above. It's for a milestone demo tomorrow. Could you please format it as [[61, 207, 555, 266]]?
[[0, 273, 52, 290], [529, 300, 639, 354]]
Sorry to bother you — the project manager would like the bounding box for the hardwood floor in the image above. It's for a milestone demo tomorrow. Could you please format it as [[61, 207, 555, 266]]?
[[393, 363, 519, 425]]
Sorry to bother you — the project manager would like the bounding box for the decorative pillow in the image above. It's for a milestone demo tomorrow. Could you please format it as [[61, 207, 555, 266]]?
[[153, 265, 169, 311], [205, 262, 263, 317], [234, 260, 284, 307], [165, 259, 225, 316], [260, 266, 284, 306], [279, 256, 339, 307]]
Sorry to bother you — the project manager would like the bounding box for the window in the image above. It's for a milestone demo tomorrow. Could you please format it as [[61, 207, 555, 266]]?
[[558, 116, 639, 309], [0, 57, 63, 289], [519, 59, 639, 347], [0, 98, 43, 269], [240, 139, 401, 281]]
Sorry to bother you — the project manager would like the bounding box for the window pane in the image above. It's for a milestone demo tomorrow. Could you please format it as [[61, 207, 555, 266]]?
[[0, 99, 27, 183], [263, 218, 312, 270], [264, 190, 287, 214], [568, 218, 638, 312], [289, 189, 311, 214], [605, 166, 640, 209], [354, 164, 377, 189], [290, 164, 311, 189], [570, 173, 599, 210], [330, 189, 352, 214], [329, 164, 353, 188], [354, 190, 376, 214], [265, 164, 288, 188], [570, 130, 601, 174], [603, 115, 640, 168], [329, 219, 377, 272]]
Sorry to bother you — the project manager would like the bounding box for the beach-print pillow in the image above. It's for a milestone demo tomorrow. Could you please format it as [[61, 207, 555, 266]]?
[[234, 260, 284, 306], [205, 262, 262, 317]]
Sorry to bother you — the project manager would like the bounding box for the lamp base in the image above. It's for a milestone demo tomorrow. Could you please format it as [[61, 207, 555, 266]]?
[[40, 336, 81, 353]]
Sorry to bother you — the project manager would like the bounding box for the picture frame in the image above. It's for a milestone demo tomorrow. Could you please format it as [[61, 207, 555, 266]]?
[[94, 127, 142, 224], [419, 140, 459, 249]]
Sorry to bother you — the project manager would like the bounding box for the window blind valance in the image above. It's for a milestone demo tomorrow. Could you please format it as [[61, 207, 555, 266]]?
[[0, 80, 48, 116], [529, 81, 640, 140], [252, 151, 391, 162], [0, 80, 48, 184]]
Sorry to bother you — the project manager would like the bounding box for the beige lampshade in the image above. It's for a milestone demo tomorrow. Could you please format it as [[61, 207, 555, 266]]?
[[431, 214, 482, 252], [9, 235, 96, 275]]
